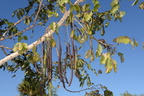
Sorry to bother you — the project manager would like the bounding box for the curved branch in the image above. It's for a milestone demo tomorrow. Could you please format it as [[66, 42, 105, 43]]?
[[0, 0, 83, 66]]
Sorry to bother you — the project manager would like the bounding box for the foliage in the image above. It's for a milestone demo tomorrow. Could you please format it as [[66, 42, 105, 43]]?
[[120, 91, 144, 96], [0, 0, 144, 96]]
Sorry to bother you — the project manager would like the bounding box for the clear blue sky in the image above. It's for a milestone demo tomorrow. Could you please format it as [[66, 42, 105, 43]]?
[[0, 0, 144, 96]]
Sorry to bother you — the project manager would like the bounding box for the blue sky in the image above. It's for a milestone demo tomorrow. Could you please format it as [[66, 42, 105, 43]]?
[[0, 0, 144, 96]]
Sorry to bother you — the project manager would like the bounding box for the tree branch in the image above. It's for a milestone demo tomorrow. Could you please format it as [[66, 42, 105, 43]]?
[[1, 16, 30, 38], [0, 24, 36, 41], [0, 45, 12, 50], [34, 0, 43, 24], [0, 0, 83, 66]]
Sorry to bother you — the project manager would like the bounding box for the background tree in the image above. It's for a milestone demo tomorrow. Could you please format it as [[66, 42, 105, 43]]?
[[120, 91, 144, 96], [0, 0, 144, 96]]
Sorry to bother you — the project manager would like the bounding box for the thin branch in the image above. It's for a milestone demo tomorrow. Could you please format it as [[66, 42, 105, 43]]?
[[2, 16, 30, 38], [1, 48, 8, 56], [34, 0, 43, 24], [0, 45, 12, 50], [74, 17, 84, 28], [0, 24, 36, 41], [93, 37, 117, 47]]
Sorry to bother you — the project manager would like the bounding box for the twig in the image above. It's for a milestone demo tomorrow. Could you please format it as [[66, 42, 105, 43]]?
[[1, 48, 8, 56], [34, 0, 43, 24], [93, 37, 117, 47], [2, 16, 30, 38], [0, 45, 12, 50], [0, 24, 36, 41], [74, 17, 84, 28]]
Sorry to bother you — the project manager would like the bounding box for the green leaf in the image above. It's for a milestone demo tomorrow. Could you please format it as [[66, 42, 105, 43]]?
[[117, 52, 124, 62], [92, 0, 99, 5], [59, 5, 65, 13], [87, 30, 92, 35], [33, 52, 39, 63], [77, 35, 88, 43], [119, 11, 126, 18], [18, 36, 23, 42], [72, 5, 81, 12], [139, 2, 144, 9], [87, 64, 91, 69], [105, 58, 113, 73], [84, 12, 93, 22], [112, 59, 117, 72], [111, 0, 119, 7], [131, 0, 139, 6], [23, 36, 28, 40], [100, 54, 107, 64], [100, 29, 105, 36], [130, 39, 138, 49], [93, 4, 100, 12], [46, 10, 54, 17], [70, 30, 75, 38], [50, 22, 56, 31], [113, 36, 131, 44], [32, 46, 37, 52], [110, 4, 119, 14], [96, 43, 103, 57], [24, 18, 31, 25], [82, 4, 90, 12], [104, 90, 113, 96], [105, 21, 109, 27], [59, 0, 69, 6], [90, 51, 95, 62], [50, 39, 56, 47], [13, 42, 28, 54], [85, 50, 91, 58]]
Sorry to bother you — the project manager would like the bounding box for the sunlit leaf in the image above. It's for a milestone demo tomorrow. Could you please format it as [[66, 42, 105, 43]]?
[[72, 5, 81, 12], [13, 42, 28, 54], [82, 4, 90, 12], [85, 50, 91, 58], [110, 4, 119, 14], [87, 64, 91, 69], [111, 0, 119, 7], [59, 0, 69, 6], [100, 54, 107, 64], [112, 59, 117, 72], [77, 35, 88, 43], [96, 43, 103, 57], [105, 58, 113, 73], [24, 18, 31, 25], [50, 39, 56, 47], [84, 12, 93, 22], [50, 22, 56, 31], [139, 2, 144, 9], [93, 4, 100, 12], [113, 36, 131, 44], [119, 11, 126, 18], [90, 51, 95, 62], [105, 21, 109, 27]]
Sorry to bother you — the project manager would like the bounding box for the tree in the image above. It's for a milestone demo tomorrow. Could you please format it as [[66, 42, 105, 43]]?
[[0, 0, 144, 96], [120, 91, 144, 96]]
